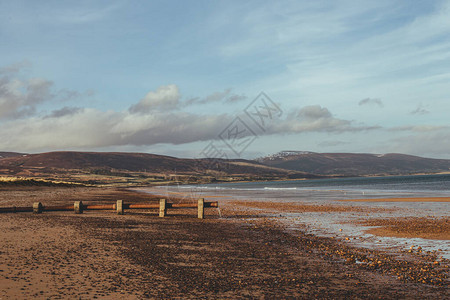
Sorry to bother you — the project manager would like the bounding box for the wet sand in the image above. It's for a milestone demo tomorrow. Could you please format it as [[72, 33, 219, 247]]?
[[340, 197, 450, 202], [0, 186, 448, 299], [227, 200, 391, 213]]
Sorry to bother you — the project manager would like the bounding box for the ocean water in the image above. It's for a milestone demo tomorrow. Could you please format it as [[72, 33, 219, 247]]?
[[145, 174, 450, 258], [163, 174, 450, 204], [197, 173, 450, 194]]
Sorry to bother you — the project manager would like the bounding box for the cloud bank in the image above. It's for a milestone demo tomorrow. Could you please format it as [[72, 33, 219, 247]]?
[[2, 64, 448, 159], [0, 74, 54, 119], [0, 67, 379, 152]]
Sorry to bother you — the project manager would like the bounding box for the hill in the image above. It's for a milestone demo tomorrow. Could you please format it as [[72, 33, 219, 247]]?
[[257, 151, 450, 176], [0, 152, 26, 159], [2, 150, 448, 186], [0, 151, 308, 185]]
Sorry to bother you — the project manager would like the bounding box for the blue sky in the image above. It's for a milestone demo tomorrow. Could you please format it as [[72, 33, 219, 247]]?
[[1, 0, 449, 159]]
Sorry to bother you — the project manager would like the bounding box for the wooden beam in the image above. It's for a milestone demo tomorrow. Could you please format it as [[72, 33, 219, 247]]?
[[159, 199, 167, 217], [74, 201, 83, 214], [116, 200, 124, 215], [198, 198, 204, 219], [33, 202, 43, 214]]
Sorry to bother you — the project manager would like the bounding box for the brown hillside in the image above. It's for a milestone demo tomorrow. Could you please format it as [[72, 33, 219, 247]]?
[[0, 152, 26, 159], [258, 152, 450, 176], [0, 151, 298, 179]]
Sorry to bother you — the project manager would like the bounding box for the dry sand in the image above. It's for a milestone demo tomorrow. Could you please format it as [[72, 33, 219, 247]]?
[[361, 217, 450, 240], [0, 186, 448, 299]]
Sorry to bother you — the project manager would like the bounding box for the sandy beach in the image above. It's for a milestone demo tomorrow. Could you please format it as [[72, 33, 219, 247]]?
[[0, 186, 448, 299]]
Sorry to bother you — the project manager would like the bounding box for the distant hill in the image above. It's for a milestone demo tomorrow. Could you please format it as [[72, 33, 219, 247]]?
[[257, 151, 450, 176], [0, 152, 198, 172], [0, 152, 26, 159], [1, 150, 448, 185], [0, 151, 309, 183]]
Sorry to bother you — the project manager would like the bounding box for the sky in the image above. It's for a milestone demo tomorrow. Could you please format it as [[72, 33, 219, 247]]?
[[1, 0, 449, 159]]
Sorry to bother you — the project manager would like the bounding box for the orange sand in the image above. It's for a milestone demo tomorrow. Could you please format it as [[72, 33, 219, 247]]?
[[361, 217, 450, 240]]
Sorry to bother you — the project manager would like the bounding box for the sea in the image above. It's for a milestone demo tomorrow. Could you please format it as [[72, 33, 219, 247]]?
[[174, 173, 450, 201], [145, 174, 450, 258]]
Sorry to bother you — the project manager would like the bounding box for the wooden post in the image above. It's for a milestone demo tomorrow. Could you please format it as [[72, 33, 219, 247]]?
[[33, 202, 43, 214], [116, 200, 124, 215], [74, 201, 83, 214], [159, 199, 166, 217], [198, 198, 204, 219]]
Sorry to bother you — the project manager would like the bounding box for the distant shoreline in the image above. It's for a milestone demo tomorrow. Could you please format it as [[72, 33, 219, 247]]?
[[339, 197, 450, 202], [166, 172, 450, 187]]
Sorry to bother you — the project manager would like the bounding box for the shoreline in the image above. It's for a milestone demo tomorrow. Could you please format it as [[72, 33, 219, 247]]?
[[141, 186, 450, 258], [1, 186, 448, 298], [148, 172, 450, 188], [339, 197, 450, 202]]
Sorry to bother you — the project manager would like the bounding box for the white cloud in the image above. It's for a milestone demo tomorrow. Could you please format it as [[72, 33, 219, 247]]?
[[268, 105, 379, 134], [298, 105, 332, 120], [214, 0, 450, 120], [387, 128, 450, 158], [389, 125, 449, 132], [0, 73, 54, 119], [0, 60, 32, 74], [0, 63, 92, 120], [45, 107, 84, 118], [129, 84, 180, 113], [1, 59, 447, 158], [410, 103, 430, 115], [184, 89, 247, 105], [1, 109, 121, 150], [1, 108, 234, 151], [1, 83, 378, 152], [359, 98, 383, 107]]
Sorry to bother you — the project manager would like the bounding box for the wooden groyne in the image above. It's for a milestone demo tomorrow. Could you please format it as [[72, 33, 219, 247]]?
[[0, 198, 218, 219]]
